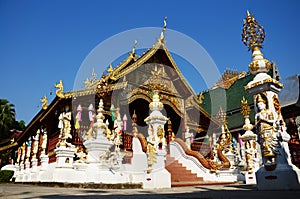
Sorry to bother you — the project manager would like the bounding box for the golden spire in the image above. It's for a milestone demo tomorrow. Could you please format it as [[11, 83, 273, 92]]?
[[84, 77, 90, 86], [242, 11, 271, 75], [91, 68, 97, 82], [242, 10, 266, 51], [240, 97, 251, 116]]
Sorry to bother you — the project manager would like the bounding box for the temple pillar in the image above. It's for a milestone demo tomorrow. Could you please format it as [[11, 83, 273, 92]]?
[[143, 91, 171, 188], [242, 11, 300, 190]]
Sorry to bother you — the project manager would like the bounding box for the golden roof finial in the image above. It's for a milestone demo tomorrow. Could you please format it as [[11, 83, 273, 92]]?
[[91, 68, 97, 82], [197, 92, 204, 105], [160, 16, 167, 40], [54, 80, 65, 98], [40, 95, 48, 110], [107, 64, 114, 73], [163, 16, 167, 29], [132, 40, 137, 54], [246, 10, 250, 17], [84, 77, 90, 87], [242, 10, 265, 51]]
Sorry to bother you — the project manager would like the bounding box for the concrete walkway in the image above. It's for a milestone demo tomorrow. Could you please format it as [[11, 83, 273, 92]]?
[[1, 183, 300, 199]]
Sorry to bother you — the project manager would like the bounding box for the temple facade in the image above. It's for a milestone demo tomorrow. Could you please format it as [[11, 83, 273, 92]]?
[[1, 14, 300, 188]]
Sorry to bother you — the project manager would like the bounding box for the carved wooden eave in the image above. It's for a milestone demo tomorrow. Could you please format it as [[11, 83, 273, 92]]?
[[127, 86, 184, 117], [113, 39, 196, 98], [64, 81, 128, 99], [105, 52, 136, 81], [64, 88, 97, 98], [80, 52, 135, 90]]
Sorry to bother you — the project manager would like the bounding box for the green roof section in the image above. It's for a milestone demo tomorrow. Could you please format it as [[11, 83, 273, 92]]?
[[200, 65, 278, 131], [200, 73, 255, 130]]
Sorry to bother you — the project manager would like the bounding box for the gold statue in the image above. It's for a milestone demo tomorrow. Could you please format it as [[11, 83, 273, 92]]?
[[84, 77, 90, 87], [84, 127, 95, 140], [197, 92, 204, 105], [147, 143, 157, 173], [54, 80, 65, 98], [40, 95, 48, 110], [21, 142, 26, 164], [57, 112, 73, 147], [105, 126, 114, 140], [157, 125, 164, 140]]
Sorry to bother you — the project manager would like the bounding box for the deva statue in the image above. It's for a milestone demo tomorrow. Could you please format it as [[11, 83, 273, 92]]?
[[255, 94, 278, 170]]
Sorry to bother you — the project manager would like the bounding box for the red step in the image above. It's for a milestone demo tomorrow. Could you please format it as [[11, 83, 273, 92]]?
[[165, 155, 204, 187]]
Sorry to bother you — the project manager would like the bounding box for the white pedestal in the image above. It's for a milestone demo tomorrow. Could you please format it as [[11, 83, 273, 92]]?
[[23, 161, 31, 182], [153, 149, 167, 171], [126, 137, 148, 172], [143, 149, 171, 188], [84, 137, 113, 163], [31, 159, 38, 172], [14, 164, 21, 182], [40, 154, 49, 170], [143, 169, 171, 189], [256, 164, 300, 190], [38, 163, 55, 182], [30, 159, 39, 181], [52, 168, 77, 183], [16, 164, 25, 182], [55, 146, 75, 168]]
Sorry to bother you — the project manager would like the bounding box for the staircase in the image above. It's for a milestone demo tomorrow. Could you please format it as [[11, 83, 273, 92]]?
[[165, 155, 204, 187]]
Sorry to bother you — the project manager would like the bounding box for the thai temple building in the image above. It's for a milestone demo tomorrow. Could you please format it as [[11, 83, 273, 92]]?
[[1, 12, 300, 189]]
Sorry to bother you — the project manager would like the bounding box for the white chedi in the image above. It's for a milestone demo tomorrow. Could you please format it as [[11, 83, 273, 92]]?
[[144, 91, 168, 150]]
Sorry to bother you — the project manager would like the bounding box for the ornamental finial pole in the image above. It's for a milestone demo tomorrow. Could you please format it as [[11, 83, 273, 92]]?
[[242, 11, 266, 51], [242, 11, 271, 75], [132, 39, 137, 54], [160, 17, 167, 40]]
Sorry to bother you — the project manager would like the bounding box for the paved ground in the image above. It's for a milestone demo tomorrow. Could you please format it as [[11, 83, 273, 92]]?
[[1, 183, 300, 199]]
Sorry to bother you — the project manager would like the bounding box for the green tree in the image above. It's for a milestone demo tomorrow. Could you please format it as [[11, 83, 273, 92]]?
[[13, 120, 26, 131], [0, 99, 16, 140]]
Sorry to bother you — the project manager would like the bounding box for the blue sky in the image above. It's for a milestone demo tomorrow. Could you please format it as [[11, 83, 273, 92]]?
[[0, 0, 299, 124]]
